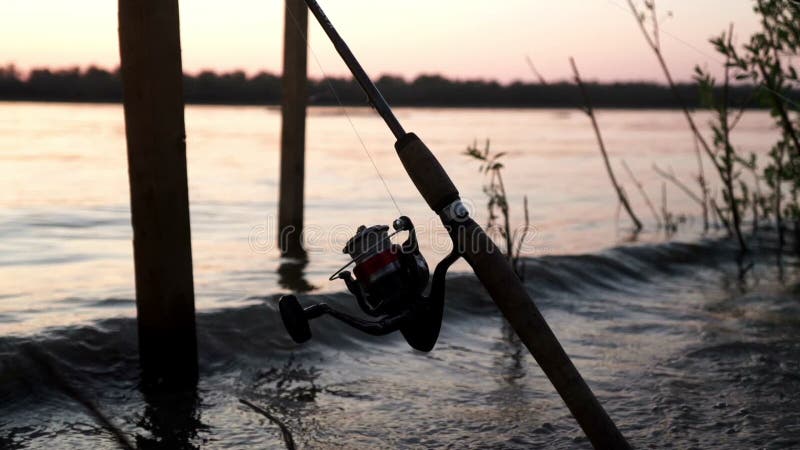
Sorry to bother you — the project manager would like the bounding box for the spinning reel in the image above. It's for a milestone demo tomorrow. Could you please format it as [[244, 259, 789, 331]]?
[[279, 216, 460, 352]]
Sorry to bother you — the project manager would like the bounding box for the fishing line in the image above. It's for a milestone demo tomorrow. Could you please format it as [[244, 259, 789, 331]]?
[[284, 2, 403, 216], [603, 0, 720, 63]]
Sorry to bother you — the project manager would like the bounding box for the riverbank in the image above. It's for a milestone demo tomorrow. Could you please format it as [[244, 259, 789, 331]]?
[[0, 65, 773, 108]]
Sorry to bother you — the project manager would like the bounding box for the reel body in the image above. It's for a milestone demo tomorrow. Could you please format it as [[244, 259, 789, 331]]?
[[279, 216, 459, 352]]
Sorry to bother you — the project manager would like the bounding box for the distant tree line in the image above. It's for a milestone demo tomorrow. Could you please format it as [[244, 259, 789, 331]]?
[[0, 64, 790, 108]]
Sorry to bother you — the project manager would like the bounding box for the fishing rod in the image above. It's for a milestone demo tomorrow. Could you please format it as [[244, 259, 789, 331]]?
[[283, 1, 631, 448], [303, 0, 405, 140]]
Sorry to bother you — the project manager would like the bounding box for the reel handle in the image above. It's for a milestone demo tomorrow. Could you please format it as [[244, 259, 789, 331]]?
[[278, 295, 312, 343]]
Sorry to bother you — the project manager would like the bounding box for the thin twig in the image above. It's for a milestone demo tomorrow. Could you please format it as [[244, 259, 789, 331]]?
[[512, 195, 530, 280], [661, 181, 676, 234], [752, 191, 760, 237], [240, 398, 297, 450], [776, 141, 785, 248], [692, 135, 710, 231], [622, 160, 662, 227], [720, 23, 747, 252], [23, 345, 136, 450], [710, 197, 733, 234], [741, 161, 764, 237], [626, 0, 723, 176], [653, 164, 704, 206], [525, 55, 548, 85], [495, 169, 514, 260], [729, 90, 756, 131], [570, 57, 643, 231]]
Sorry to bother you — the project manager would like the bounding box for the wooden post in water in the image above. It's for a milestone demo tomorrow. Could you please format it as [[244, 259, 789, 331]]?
[[118, 0, 198, 388], [278, 0, 309, 258]]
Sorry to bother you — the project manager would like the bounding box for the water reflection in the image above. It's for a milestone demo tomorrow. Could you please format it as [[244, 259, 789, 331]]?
[[239, 358, 321, 447], [620, 229, 641, 244], [136, 388, 203, 450], [277, 259, 315, 293], [776, 251, 785, 283], [0, 432, 24, 450], [250, 357, 322, 405], [4, 105, 778, 334], [736, 253, 754, 286], [494, 321, 526, 385]]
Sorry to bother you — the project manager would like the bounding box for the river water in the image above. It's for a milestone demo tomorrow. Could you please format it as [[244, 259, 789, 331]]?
[[0, 102, 798, 448]]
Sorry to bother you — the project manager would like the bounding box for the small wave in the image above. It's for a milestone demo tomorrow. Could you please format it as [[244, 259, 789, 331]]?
[[0, 235, 764, 391], [86, 298, 135, 308], [518, 238, 739, 301]]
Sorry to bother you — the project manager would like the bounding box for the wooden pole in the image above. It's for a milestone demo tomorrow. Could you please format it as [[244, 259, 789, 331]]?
[[118, 0, 198, 388], [278, 0, 309, 258]]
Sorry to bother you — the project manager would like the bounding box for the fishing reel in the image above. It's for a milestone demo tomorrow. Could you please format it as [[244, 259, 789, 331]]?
[[279, 216, 460, 352]]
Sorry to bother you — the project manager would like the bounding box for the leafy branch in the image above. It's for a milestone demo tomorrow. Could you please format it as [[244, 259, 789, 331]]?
[[465, 140, 530, 279]]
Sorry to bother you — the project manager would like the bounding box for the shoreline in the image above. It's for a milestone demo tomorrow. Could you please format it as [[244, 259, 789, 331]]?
[[0, 98, 773, 110]]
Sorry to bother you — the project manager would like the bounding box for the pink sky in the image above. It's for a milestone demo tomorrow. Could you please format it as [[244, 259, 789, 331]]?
[[1, 0, 760, 83]]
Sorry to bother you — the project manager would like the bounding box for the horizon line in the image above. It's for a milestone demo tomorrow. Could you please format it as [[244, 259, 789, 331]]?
[[0, 61, 728, 88]]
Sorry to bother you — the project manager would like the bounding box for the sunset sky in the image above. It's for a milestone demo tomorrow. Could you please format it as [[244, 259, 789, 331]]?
[[1, 0, 760, 83]]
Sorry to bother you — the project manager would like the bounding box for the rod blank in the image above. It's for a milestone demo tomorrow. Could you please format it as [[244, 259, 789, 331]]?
[[303, 0, 405, 139]]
